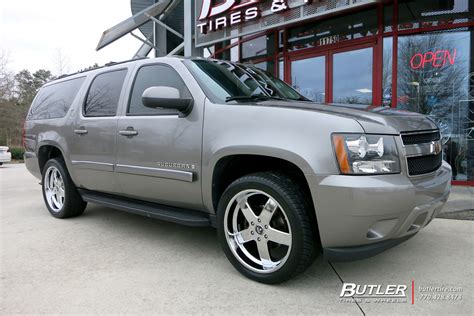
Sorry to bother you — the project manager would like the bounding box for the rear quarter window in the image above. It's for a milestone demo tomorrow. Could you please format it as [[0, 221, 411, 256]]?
[[28, 77, 86, 120]]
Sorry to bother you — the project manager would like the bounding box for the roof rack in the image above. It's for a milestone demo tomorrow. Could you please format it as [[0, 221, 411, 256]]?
[[53, 56, 149, 81]]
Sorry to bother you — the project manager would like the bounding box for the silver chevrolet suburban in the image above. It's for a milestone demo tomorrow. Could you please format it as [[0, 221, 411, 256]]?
[[24, 57, 451, 284]]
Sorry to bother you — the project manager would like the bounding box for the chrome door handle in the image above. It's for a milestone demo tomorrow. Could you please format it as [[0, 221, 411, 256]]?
[[74, 128, 88, 135], [119, 128, 138, 137]]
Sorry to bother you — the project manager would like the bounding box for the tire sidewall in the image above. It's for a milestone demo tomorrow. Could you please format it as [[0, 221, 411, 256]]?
[[217, 175, 310, 284], [42, 159, 69, 218]]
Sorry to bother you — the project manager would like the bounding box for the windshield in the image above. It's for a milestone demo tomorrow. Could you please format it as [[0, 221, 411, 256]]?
[[184, 59, 308, 103]]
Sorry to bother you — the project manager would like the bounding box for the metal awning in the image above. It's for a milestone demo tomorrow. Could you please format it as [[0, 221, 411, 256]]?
[[96, 0, 173, 51]]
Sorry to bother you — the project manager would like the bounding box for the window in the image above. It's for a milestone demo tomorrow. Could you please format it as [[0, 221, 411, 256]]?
[[128, 64, 191, 115], [288, 9, 378, 51], [84, 69, 127, 117], [398, 0, 473, 31], [333, 47, 374, 105], [241, 35, 273, 60], [28, 77, 85, 120], [291, 56, 326, 103], [396, 30, 473, 181]]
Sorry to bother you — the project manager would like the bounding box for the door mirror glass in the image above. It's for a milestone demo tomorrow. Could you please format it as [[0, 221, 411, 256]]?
[[142, 86, 193, 117]]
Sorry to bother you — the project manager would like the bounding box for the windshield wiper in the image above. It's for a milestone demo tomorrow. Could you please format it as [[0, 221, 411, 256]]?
[[225, 95, 285, 103]]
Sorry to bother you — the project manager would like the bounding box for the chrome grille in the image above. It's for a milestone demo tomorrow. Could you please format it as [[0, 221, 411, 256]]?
[[401, 130, 443, 176]]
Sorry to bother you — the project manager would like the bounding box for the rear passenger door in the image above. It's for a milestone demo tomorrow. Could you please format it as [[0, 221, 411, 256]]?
[[68, 68, 128, 194], [115, 63, 203, 210]]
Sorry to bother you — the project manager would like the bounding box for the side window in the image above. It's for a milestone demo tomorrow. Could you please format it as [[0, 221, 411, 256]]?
[[28, 77, 86, 120], [128, 64, 192, 115], [84, 69, 127, 117]]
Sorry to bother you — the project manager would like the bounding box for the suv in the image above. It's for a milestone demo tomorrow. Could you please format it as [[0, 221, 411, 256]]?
[[24, 57, 451, 284]]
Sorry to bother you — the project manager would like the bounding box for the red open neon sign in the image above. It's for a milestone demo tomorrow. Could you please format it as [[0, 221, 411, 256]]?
[[410, 49, 457, 70]]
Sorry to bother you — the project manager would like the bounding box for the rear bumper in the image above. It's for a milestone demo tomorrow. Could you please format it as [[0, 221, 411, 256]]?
[[24, 151, 41, 180], [0, 153, 11, 163], [308, 161, 451, 254]]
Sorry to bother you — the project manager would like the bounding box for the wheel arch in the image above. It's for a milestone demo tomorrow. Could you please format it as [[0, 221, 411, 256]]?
[[207, 151, 321, 246], [37, 142, 67, 174]]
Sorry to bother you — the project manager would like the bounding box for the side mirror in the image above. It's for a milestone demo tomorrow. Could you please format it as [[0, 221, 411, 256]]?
[[142, 86, 193, 117]]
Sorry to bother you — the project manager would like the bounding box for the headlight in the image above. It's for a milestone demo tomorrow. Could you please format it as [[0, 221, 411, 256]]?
[[332, 134, 400, 175]]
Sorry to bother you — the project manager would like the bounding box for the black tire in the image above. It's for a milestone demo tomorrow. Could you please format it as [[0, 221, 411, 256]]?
[[217, 172, 317, 284], [41, 158, 87, 218], [0, 162, 3, 166]]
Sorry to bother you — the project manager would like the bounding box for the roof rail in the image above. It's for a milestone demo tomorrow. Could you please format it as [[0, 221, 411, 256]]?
[[51, 57, 149, 81]]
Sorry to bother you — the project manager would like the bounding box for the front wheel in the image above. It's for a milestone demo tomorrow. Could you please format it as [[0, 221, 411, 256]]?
[[217, 172, 317, 284], [42, 158, 87, 218]]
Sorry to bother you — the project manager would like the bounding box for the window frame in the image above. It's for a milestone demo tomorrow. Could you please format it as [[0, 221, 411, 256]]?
[[126, 62, 194, 117], [83, 68, 128, 118]]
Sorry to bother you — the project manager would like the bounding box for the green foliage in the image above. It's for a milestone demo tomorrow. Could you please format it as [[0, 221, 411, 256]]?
[[1, 68, 54, 147], [14, 69, 53, 106], [9, 147, 25, 160]]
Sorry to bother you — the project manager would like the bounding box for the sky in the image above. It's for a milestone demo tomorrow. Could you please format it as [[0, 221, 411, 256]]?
[[0, 0, 142, 75]]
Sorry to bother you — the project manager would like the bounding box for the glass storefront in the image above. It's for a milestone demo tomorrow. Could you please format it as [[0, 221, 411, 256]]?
[[333, 48, 373, 105], [213, 0, 474, 184], [291, 56, 326, 103], [394, 30, 473, 181]]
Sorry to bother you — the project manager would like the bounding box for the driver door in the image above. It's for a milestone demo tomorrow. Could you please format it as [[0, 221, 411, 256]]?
[[115, 63, 203, 210]]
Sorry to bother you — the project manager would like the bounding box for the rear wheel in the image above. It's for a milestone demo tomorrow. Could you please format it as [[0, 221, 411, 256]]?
[[42, 158, 87, 218], [217, 172, 317, 284]]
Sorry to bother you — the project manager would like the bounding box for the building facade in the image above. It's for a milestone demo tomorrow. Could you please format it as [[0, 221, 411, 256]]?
[[129, 0, 474, 185]]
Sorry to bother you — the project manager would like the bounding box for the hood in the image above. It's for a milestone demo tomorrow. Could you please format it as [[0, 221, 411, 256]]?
[[257, 101, 438, 134]]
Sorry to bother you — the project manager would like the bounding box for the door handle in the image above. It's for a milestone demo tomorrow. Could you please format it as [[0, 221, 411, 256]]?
[[74, 128, 88, 135], [119, 127, 139, 137]]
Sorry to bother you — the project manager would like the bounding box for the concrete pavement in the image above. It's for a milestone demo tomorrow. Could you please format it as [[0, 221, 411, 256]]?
[[1, 164, 473, 314]]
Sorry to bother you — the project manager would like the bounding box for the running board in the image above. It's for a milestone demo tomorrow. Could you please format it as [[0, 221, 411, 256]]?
[[78, 190, 213, 227]]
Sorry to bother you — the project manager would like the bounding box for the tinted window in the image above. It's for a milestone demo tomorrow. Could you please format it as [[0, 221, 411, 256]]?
[[28, 77, 85, 120], [129, 65, 191, 115], [84, 69, 127, 117]]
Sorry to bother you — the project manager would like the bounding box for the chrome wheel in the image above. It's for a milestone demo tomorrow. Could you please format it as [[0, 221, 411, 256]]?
[[44, 166, 65, 212], [224, 189, 292, 273]]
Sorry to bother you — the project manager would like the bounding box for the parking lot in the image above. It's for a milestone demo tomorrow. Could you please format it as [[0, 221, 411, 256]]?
[[1, 164, 472, 314]]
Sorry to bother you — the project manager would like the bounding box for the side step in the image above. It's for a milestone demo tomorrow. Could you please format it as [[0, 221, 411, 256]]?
[[78, 189, 213, 227]]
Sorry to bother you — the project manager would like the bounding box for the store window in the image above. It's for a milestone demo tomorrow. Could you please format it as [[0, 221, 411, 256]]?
[[396, 29, 473, 181], [288, 8, 378, 51], [333, 47, 373, 105], [291, 56, 326, 103], [383, 37, 393, 106], [398, 0, 473, 31]]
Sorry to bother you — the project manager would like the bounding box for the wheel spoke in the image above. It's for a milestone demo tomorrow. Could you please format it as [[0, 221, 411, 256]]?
[[267, 227, 291, 246], [239, 200, 258, 225], [235, 228, 253, 244], [260, 198, 278, 225], [257, 241, 276, 270]]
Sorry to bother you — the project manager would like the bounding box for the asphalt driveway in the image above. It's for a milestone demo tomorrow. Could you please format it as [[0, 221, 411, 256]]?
[[0, 164, 472, 314]]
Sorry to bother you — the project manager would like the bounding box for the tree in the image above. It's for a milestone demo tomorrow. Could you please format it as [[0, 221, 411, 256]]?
[[15, 69, 53, 106], [0, 50, 15, 101], [53, 49, 71, 76]]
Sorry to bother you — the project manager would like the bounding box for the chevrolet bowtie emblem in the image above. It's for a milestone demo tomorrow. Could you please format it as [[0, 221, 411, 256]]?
[[430, 141, 442, 155]]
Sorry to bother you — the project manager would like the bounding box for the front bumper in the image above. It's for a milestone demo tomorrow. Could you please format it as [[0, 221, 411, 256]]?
[[308, 161, 451, 259]]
